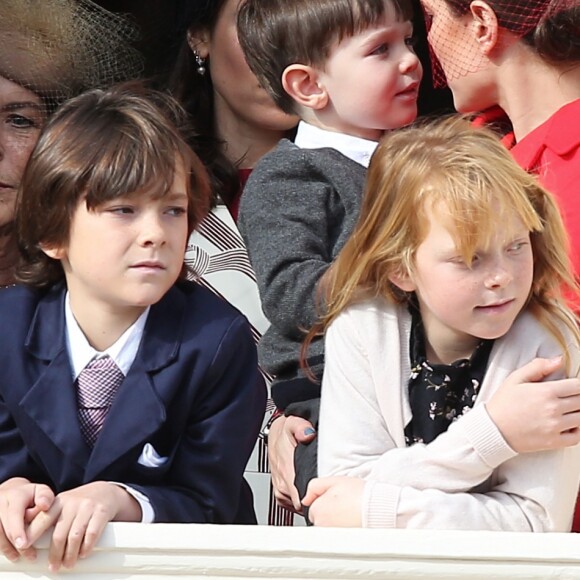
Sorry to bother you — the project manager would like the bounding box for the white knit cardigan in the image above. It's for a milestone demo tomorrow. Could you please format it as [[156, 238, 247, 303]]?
[[318, 298, 580, 531]]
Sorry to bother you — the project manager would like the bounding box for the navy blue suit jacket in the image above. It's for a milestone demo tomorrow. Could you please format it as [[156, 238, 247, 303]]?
[[0, 280, 266, 523]]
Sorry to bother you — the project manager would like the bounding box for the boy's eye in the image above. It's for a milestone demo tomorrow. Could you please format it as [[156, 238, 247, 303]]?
[[371, 43, 389, 56], [109, 206, 134, 215], [166, 206, 187, 217]]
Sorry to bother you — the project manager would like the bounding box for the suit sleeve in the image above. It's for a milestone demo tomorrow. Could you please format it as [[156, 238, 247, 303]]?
[[0, 395, 47, 485], [130, 315, 266, 523]]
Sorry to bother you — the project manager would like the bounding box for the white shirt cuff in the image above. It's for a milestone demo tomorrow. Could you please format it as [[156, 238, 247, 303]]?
[[111, 482, 155, 523]]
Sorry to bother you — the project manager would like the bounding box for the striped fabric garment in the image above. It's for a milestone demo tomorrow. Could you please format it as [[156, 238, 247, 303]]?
[[185, 204, 303, 527]]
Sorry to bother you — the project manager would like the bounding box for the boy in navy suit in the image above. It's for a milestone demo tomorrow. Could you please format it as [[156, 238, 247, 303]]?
[[0, 84, 266, 572]]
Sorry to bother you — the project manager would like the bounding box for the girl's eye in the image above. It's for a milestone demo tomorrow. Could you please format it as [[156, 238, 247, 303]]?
[[450, 254, 478, 268], [405, 36, 417, 49], [508, 241, 528, 253]]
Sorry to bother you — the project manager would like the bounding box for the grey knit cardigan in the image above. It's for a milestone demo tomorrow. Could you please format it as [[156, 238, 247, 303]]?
[[239, 139, 366, 403]]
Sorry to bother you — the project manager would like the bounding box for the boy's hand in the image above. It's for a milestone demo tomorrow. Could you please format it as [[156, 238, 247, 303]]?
[[486, 357, 580, 452], [0, 478, 54, 563], [26, 481, 141, 572], [302, 476, 364, 527], [267, 415, 316, 511]]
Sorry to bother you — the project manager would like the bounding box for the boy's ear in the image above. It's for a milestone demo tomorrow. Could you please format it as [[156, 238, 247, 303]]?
[[186, 26, 210, 59], [282, 64, 328, 110], [388, 268, 416, 293], [39, 243, 66, 261], [469, 0, 499, 55]]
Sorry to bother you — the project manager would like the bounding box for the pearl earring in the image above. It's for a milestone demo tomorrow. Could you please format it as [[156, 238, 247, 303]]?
[[194, 51, 207, 76]]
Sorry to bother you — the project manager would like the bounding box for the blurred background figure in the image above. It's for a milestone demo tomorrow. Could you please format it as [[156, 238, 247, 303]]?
[[0, 0, 142, 287]]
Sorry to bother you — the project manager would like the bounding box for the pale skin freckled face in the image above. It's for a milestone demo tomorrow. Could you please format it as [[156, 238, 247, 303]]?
[[317, 1, 423, 140], [395, 202, 534, 364], [0, 75, 45, 229]]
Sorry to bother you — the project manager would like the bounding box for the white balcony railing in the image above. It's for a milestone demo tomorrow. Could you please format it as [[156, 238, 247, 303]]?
[[2, 523, 580, 579]]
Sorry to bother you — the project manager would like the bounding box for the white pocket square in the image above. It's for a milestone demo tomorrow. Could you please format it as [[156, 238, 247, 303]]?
[[137, 443, 169, 468]]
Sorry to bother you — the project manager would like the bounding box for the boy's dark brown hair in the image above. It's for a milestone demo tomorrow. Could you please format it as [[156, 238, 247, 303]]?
[[237, 0, 414, 114], [16, 82, 211, 287]]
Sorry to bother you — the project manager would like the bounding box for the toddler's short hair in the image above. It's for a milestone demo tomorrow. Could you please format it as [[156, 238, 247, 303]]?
[[237, 0, 413, 114]]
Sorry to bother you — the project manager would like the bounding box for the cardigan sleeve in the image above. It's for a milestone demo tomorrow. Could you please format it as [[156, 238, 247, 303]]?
[[364, 441, 580, 531], [239, 144, 345, 337]]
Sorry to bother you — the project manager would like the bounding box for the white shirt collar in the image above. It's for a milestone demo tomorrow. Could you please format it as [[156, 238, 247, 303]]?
[[293, 121, 378, 168], [65, 293, 150, 380]]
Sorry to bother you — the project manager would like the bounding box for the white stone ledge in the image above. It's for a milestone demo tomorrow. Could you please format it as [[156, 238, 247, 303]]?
[[1, 523, 580, 579]]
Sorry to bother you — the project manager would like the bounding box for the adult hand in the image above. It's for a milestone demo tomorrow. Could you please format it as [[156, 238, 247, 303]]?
[[486, 356, 580, 452], [302, 476, 364, 527], [268, 415, 316, 511], [26, 481, 140, 572], [0, 478, 54, 563]]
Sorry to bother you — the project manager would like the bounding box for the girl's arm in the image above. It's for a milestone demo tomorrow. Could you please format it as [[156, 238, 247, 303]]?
[[319, 313, 509, 492], [304, 442, 580, 531], [316, 308, 580, 530], [319, 309, 580, 494]]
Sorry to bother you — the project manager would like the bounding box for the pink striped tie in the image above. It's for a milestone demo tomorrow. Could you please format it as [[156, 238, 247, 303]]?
[[76, 356, 124, 447]]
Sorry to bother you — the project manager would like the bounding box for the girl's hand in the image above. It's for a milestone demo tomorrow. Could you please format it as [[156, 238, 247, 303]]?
[[0, 478, 54, 563], [26, 481, 141, 572], [487, 356, 580, 452], [302, 476, 364, 527], [267, 415, 316, 511]]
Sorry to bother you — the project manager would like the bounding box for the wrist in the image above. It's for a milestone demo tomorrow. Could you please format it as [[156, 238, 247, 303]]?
[[0, 477, 32, 490], [260, 409, 284, 445]]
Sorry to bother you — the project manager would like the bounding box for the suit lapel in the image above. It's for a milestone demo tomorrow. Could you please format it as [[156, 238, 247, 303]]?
[[19, 285, 91, 474], [85, 286, 187, 480]]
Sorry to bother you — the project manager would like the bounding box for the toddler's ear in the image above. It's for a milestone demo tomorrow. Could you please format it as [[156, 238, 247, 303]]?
[[282, 64, 328, 111]]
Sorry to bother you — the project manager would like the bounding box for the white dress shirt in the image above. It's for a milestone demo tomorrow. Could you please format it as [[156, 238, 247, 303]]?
[[65, 294, 154, 522], [294, 121, 379, 168]]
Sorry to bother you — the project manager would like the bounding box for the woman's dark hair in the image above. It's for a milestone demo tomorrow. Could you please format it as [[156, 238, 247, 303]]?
[[528, 6, 580, 64], [167, 0, 240, 206], [444, 0, 580, 64]]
